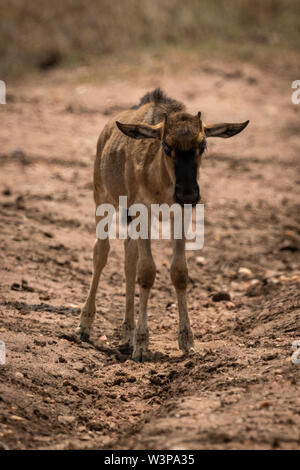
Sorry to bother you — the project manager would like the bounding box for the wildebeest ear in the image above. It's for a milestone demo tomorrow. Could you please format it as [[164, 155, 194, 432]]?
[[204, 120, 249, 138], [116, 121, 163, 139]]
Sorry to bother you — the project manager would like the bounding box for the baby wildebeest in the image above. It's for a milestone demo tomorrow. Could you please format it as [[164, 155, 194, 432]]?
[[77, 89, 249, 361]]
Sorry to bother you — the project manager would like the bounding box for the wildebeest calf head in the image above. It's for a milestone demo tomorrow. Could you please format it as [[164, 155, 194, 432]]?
[[117, 112, 249, 206]]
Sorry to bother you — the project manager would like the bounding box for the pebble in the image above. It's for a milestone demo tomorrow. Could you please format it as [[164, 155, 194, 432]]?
[[15, 372, 24, 380], [260, 401, 271, 408], [68, 303, 80, 309], [10, 415, 24, 421], [58, 415, 76, 424], [196, 256, 206, 266], [238, 267, 253, 278], [212, 291, 231, 302], [261, 353, 278, 361], [2, 188, 11, 196], [226, 301, 235, 309]]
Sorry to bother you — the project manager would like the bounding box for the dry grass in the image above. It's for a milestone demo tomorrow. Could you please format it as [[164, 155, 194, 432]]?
[[1, 0, 300, 79]]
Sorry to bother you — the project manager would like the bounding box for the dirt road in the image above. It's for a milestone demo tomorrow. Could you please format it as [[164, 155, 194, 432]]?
[[0, 60, 299, 449]]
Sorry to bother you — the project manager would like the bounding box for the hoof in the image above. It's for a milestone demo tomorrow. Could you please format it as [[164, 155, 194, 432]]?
[[80, 332, 90, 342], [121, 322, 135, 348], [179, 328, 194, 355], [182, 346, 196, 356], [119, 342, 133, 354], [132, 330, 150, 362], [76, 325, 90, 342], [132, 348, 150, 363]]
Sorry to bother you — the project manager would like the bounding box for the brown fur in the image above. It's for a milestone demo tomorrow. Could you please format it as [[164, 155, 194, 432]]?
[[77, 88, 249, 361]]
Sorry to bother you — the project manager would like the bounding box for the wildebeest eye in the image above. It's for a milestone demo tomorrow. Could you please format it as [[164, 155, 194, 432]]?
[[162, 140, 172, 156], [199, 139, 207, 155]]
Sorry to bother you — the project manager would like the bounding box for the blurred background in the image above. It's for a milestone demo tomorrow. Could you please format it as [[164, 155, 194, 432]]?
[[1, 0, 300, 79]]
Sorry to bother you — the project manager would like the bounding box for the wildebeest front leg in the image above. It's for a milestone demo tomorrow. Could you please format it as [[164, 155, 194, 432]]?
[[133, 239, 156, 362], [170, 237, 195, 354], [77, 237, 110, 341], [122, 238, 138, 348]]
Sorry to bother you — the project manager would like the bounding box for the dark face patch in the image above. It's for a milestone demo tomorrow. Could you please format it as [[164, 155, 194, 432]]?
[[161, 111, 206, 205], [173, 147, 201, 206]]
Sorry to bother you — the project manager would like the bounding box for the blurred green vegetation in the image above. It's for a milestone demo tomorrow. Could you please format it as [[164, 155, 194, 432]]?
[[1, 0, 300, 78]]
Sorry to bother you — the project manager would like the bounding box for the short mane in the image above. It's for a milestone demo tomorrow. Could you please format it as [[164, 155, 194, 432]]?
[[132, 88, 185, 113]]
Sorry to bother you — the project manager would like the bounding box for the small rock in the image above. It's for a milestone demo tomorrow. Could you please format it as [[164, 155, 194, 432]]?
[[39, 293, 50, 301], [72, 362, 85, 372], [34, 339, 46, 347], [279, 241, 299, 252], [10, 415, 24, 421], [68, 303, 80, 310], [2, 188, 11, 196], [226, 301, 235, 309], [212, 291, 231, 302], [279, 230, 300, 252], [21, 279, 34, 292], [43, 231, 54, 238], [15, 372, 24, 380], [261, 352, 278, 361], [11, 282, 21, 291], [11, 280, 34, 292], [260, 401, 271, 408], [238, 267, 253, 278], [58, 415, 76, 425], [16, 195, 25, 210], [77, 425, 86, 432], [196, 256, 206, 266], [264, 269, 279, 279], [166, 302, 176, 309]]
